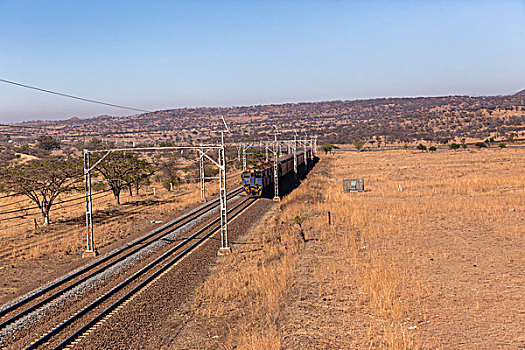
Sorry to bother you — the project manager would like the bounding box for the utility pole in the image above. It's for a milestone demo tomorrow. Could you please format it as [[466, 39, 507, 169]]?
[[218, 116, 231, 255], [271, 128, 281, 201], [82, 150, 96, 258], [242, 144, 247, 171], [199, 145, 206, 202], [293, 133, 298, 181]]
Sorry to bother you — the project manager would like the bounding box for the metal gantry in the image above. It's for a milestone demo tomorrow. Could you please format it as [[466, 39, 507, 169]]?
[[240, 142, 258, 171], [81, 128, 315, 256], [82, 144, 228, 257], [83, 150, 95, 256], [217, 129, 230, 254], [199, 146, 206, 201], [254, 134, 316, 200], [269, 129, 282, 201]]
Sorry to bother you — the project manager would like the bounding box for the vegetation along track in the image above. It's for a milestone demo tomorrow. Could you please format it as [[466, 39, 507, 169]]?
[[0, 186, 244, 348], [0, 189, 193, 260]]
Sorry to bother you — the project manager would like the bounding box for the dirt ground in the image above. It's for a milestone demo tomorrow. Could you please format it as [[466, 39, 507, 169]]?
[[0, 179, 233, 306], [171, 148, 524, 349], [281, 149, 524, 349], [1, 148, 523, 349]]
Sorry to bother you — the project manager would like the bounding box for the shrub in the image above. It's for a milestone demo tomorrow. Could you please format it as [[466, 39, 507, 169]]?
[[499, 143, 506, 148], [353, 141, 365, 151], [449, 143, 461, 150], [475, 142, 488, 148], [416, 143, 427, 152], [322, 143, 337, 154], [429, 146, 437, 152]]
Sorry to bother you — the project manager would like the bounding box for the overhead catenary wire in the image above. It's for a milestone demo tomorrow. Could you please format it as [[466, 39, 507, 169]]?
[[0, 196, 30, 209], [0, 186, 115, 216], [0, 78, 153, 113], [0, 190, 113, 223], [0, 173, 85, 200]]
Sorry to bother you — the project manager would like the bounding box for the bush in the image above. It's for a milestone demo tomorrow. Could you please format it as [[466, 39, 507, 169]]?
[[429, 146, 437, 152], [416, 143, 427, 152], [475, 142, 488, 148], [353, 141, 365, 151], [499, 143, 506, 148], [461, 143, 467, 149], [322, 143, 338, 154], [204, 166, 219, 178], [449, 143, 461, 150]]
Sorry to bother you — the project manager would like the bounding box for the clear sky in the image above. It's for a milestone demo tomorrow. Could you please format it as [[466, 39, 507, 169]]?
[[1, 0, 524, 123]]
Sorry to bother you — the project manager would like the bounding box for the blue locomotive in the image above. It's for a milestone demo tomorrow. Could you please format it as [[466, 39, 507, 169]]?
[[242, 149, 311, 196]]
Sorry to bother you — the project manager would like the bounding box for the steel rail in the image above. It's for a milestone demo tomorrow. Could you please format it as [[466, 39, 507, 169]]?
[[0, 186, 242, 324], [27, 197, 256, 350]]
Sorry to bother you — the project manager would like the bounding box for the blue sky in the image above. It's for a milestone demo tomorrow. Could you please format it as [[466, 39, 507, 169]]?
[[0, 0, 524, 123]]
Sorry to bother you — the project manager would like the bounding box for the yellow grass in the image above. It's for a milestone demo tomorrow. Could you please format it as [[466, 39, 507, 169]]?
[[190, 147, 524, 349], [0, 170, 242, 261]]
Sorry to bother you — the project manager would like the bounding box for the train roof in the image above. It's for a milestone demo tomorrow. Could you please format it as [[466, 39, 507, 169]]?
[[243, 149, 309, 172]]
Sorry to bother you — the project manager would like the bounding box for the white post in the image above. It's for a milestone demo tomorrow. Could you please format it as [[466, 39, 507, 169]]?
[[218, 131, 231, 254], [242, 145, 247, 171], [83, 150, 97, 257], [200, 149, 206, 201], [293, 135, 298, 180], [273, 133, 280, 201], [265, 144, 269, 162]]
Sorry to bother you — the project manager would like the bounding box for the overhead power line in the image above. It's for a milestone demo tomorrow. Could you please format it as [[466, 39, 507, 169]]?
[[0, 78, 153, 113]]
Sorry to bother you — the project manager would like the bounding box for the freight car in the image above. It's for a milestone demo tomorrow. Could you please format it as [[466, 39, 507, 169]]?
[[242, 149, 311, 196]]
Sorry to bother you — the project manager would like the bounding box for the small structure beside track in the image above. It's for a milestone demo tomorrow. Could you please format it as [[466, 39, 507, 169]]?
[[343, 178, 365, 193]]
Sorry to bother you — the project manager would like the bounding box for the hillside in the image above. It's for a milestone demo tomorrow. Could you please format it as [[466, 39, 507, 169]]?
[[515, 88, 525, 96], [3, 94, 525, 145]]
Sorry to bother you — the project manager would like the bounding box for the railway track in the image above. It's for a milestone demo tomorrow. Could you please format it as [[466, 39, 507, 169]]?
[[0, 187, 244, 347], [25, 196, 257, 350], [26, 198, 256, 349]]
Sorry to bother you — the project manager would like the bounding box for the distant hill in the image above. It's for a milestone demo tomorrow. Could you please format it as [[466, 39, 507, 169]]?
[[515, 88, 525, 96], [2, 94, 525, 145]]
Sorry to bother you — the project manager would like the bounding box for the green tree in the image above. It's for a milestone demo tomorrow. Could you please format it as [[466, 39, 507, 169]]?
[[127, 160, 155, 196], [429, 146, 437, 152], [416, 143, 427, 152], [449, 143, 460, 150], [0, 158, 81, 225], [93, 152, 154, 204], [353, 141, 365, 151], [322, 143, 338, 154], [36, 135, 61, 151], [498, 143, 506, 148]]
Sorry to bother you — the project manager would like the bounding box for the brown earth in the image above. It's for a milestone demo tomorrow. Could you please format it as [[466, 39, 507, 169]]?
[[167, 148, 524, 349]]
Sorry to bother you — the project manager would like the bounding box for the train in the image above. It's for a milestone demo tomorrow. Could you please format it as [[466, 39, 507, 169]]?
[[241, 148, 312, 196]]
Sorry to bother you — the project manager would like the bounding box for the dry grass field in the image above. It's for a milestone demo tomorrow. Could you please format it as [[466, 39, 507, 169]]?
[[173, 147, 524, 349], [0, 175, 238, 305]]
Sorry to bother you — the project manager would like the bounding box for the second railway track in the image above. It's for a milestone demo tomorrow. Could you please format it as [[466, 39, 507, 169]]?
[[0, 187, 246, 349]]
